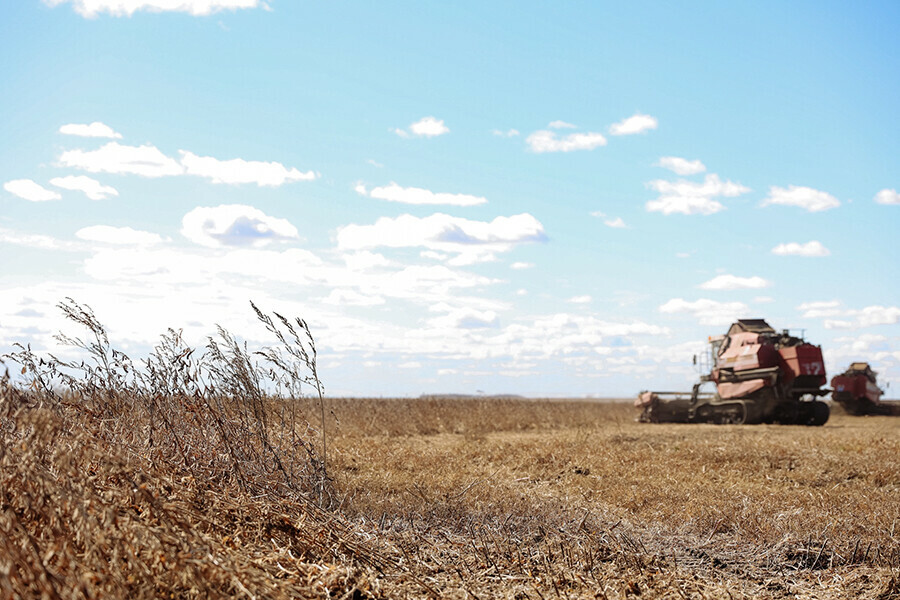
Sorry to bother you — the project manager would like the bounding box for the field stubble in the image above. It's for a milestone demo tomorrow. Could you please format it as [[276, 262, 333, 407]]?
[[325, 397, 900, 599], [2, 300, 898, 599]]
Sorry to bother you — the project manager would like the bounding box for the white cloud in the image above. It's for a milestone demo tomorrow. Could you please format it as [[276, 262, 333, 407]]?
[[0, 227, 80, 251], [491, 129, 520, 137], [341, 250, 392, 270], [59, 142, 183, 177], [57, 143, 314, 186], [366, 158, 384, 168], [609, 113, 658, 135], [182, 204, 299, 248], [359, 182, 487, 206], [50, 175, 118, 200], [771, 241, 830, 257], [58, 121, 122, 139], [656, 156, 706, 176], [428, 307, 499, 329], [510, 262, 533, 270], [569, 295, 591, 304], [525, 130, 607, 153], [336, 213, 546, 263], [3, 179, 62, 202], [394, 116, 449, 138], [76, 225, 163, 246], [47, 0, 263, 17], [856, 306, 900, 328], [659, 298, 750, 326], [548, 120, 577, 129], [798, 300, 843, 319], [799, 301, 900, 330], [603, 217, 626, 228], [179, 151, 317, 186], [761, 185, 840, 212], [646, 174, 750, 215], [698, 274, 771, 291], [322, 289, 386, 307], [874, 188, 900, 205], [830, 334, 889, 357]]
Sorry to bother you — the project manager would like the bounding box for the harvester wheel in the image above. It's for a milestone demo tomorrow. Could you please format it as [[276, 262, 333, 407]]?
[[810, 401, 829, 426], [718, 403, 746, 425]]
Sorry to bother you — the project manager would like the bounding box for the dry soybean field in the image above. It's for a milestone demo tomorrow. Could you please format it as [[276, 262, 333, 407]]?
[[326, 397, 900, 599], [3, 381, 898, 599]]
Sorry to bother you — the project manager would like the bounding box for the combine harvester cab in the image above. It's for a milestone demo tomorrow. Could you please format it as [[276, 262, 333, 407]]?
[[637, 319, 830, 425], [831, 362, 899, 416]]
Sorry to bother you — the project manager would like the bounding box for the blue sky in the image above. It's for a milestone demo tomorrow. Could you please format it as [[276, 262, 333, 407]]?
[[1, 0, 898, 397]]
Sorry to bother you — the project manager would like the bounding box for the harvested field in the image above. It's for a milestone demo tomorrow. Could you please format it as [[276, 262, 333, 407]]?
[[2, 303, 898, 599], [325, 397, 900, 599], [4, 390, 899, 599]]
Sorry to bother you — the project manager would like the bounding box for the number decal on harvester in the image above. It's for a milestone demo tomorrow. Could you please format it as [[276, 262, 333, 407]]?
[[803, 362, 823, 375]]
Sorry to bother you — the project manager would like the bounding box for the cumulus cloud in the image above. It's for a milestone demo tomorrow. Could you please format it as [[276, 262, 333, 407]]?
[[548, 120, 577, 129], [58, 143, 313, 186], [0, 227, 80, 251], [394, 116, 449, 138], [490, 313, 669, 360], [428, 307, 499, 329], [179, 151, 317, 186], [853, 306, 900, 328], [874, 188, 900, 205], [357, 182, 487, 206], [76, 225, 163, 246], [798, 300, 843, 319], [3, 179, 62, 202], [656, 156, 705, 176], [58, 121, 122, 138], [336, 212, 546, 265], [569, 295, 592, 304], [491, 129, 520, 137], [829, 334, 889, 357], [609, 113, 658, 135], [590, 211, 626, 228], [771, 240, 830, 257], [824, 308, 900, 330], [322, 289, 386, 307], [799, 301, 900, 330], [59, 143, 183, 177], [761, 185, 840, 212], [658, 298, 751, 326], [698, 274, 771, 291], [182, 204, 299, 248], [47, 0, 264, 17], [646, 174, 750, 215], [50, 175, 118, 200], [510, 262, 533, 270], [525, 129, 607, 153]]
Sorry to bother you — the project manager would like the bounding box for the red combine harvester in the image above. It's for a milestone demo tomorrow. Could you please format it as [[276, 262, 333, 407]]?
[[637, 319, 830, 425], [831, 362, 899, 416]]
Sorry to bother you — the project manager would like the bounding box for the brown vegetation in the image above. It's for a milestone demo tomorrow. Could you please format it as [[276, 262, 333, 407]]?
[[2, 301, 898, 598]]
